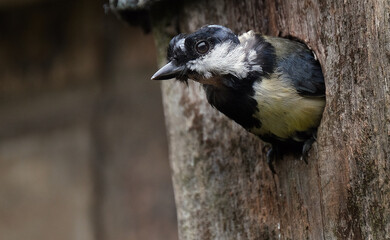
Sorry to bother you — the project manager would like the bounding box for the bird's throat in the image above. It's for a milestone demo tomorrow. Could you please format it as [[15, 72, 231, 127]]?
[[189, 74, 226, 88]]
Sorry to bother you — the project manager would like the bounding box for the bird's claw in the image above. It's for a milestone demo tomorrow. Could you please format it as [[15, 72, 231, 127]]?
[[266, 147, 276, 174], [301, 137, 315, 164]]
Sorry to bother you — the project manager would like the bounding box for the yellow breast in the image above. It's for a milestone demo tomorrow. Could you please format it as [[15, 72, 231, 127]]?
[[250, 75, 325, 141]]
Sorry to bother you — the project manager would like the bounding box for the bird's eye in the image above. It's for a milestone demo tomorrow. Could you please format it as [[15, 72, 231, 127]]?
[[195, 41, 209, 54]]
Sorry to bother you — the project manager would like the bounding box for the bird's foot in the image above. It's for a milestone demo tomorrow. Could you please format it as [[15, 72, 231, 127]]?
[[266, 146, 278, 174], [301, 137, 315, 164]]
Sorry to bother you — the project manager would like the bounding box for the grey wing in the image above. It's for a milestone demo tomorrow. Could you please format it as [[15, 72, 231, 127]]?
[[277, 45, 325, 97]]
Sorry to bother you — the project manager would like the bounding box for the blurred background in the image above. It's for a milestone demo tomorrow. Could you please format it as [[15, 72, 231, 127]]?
[[0, 0, 178, 240]]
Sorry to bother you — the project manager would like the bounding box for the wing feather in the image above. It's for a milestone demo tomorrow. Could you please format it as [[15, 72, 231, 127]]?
[[263, 36, 325, 97]]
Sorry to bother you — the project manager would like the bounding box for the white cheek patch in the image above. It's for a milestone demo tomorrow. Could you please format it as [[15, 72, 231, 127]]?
[[247, 49, 257, 64], [246, 49, 262, 72], [186, 42, 251, 79], [238, 30, 255, 43]]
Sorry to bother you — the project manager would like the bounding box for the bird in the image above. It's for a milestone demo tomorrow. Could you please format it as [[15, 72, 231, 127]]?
[[151, 25, 325, 173]]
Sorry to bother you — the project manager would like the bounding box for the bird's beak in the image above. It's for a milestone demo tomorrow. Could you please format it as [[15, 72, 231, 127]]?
[[151, 62, 185, 80]]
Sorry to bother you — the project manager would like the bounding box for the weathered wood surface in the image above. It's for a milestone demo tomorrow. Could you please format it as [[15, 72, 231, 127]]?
[[147, 0, 390, 239]]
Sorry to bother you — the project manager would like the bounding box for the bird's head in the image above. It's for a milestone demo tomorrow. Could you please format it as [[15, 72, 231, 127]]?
[[152, 25, 257, 87]]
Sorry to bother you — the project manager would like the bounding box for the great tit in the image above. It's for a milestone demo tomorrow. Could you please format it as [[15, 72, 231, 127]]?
[[152, 25, 325, 173]]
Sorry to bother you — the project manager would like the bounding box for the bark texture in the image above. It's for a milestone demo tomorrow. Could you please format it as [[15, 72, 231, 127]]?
[[149, 0, 390, 239]]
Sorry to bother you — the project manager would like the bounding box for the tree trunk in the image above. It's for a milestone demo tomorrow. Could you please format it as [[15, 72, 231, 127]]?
[[145, 0, 390, 239]]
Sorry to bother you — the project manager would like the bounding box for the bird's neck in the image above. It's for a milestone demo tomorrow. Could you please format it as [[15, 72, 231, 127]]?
[[189, 74, 226, 88], [202, 77, 261, 130]]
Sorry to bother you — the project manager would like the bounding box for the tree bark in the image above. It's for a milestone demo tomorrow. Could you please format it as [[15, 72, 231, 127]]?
[[147, 0, 390, 239]]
